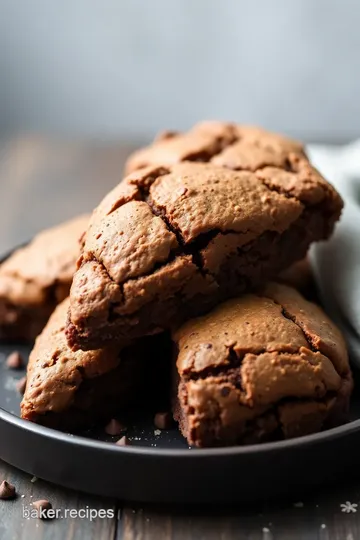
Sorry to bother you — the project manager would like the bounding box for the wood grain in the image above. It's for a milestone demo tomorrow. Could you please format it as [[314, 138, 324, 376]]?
[[119, 487, 360, 540], [0, 136, 130, 540], [0, 136, 137, 253], [0, 460, 118, 540], [1, 136, 360, 540]]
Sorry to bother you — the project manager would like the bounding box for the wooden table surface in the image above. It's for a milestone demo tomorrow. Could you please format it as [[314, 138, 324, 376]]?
[[0, 136, 360, 540]]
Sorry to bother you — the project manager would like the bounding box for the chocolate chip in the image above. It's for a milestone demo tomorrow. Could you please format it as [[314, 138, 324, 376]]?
[[16, 376, 27, 394], [105, 419, 126, 436], [116, 436, 129, 446], [0, 480, 16, 499], [221, 386, 230, 397], [6, 351, 24, 370], [154, 412, 173, 430], [32, 499, 53, 519], [206, 343, 213, 349]]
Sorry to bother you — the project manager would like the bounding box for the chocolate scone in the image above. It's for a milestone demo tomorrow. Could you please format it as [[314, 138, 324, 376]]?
[[173, 282, 352, 447], [125, 122, 306, 174], [21, 298, 170, 431], [66, 122, 342, 351], [277, 257, 315, 298], [0, 215, 89, 341]]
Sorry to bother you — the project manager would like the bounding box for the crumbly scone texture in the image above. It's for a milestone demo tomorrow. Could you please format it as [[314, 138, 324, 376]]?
[[21, 298, 120, 427], [125, 122, 306, 174], [0, 214, 89, 341], [66, 122, 343, 351], [277, 257, 315, 298], [21, 298, 170, 431], [172, 282, 352, 447]]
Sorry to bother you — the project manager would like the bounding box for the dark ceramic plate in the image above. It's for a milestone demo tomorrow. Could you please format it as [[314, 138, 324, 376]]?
[[1, 251, 360, 504]]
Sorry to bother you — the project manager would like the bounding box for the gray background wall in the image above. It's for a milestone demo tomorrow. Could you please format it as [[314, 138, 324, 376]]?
[[0, 0, 359, 142]]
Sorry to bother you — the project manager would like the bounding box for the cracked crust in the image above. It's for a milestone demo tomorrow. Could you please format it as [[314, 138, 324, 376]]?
[[21, 298, 170, 431], [172, 283, 352, 447], [0, 215, 89, 341], [125, 122, 305, 173], [66, 122, 343, 351]]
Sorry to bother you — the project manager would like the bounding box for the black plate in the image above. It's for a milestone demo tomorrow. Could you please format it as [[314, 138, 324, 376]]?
[[3, 343, 360, 505], [1, 255, 360, 504], [2, 337, 360, 505]]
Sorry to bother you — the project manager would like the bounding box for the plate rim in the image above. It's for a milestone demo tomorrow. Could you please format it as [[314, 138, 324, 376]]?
[[2, 405, 360, 458], [1, 243, 359, 458], [1, 244, 360, 502]]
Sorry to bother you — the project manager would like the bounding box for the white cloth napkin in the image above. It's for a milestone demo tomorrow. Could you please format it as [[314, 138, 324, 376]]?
[[308, 141, 360, 366]]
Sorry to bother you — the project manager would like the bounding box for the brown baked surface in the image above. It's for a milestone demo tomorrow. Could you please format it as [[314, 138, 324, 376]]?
[[125, 122, 305, 174], [21, 298, 170, 431], [277, 257, 315, 298], [0, 215, 89, 341], [172, 282, 352, 447], [66, 122, 343, 351]]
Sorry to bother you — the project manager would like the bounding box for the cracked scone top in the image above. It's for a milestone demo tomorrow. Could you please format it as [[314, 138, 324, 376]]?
[[125, 122, 305, 173], [0, 214, 89, 341], [66, 122, 343, 350], [173, 282, 352, 447]]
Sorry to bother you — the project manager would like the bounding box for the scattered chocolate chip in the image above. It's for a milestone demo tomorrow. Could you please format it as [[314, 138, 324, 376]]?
[[0, 480, 16, 499], [105, 419, 126, 436], [206, 343, 213, 349], [6, 351, 24, 370], [116, 436, 129, 446], [221, 386, 231, 397], [16, 376, 27, 395], [32, 499, 53, 519], [154, 411, 173, 430]]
